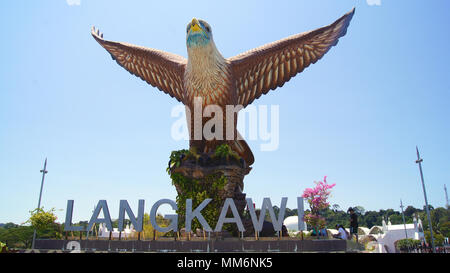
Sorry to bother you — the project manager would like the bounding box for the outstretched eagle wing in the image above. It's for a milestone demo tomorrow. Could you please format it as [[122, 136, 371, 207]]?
[[92, 27, 187, 103], [229, 8, 355, 107]]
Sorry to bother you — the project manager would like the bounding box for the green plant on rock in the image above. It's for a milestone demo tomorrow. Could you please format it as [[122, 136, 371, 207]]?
[[167, 146, 244, 235], [167, 145, 244, 172], [213, 144, 240, 161], [167, 149, 192, 173], [170, 171, 228, 232]]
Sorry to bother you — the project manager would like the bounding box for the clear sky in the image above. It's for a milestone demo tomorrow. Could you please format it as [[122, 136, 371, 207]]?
[[1, 0, 449, 224]]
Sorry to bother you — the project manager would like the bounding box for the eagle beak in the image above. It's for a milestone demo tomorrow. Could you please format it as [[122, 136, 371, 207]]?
[[190, 18, 202, 33]]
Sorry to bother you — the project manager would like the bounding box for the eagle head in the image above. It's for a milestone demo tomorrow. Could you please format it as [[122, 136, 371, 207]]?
[[186, 18, 213, 48]]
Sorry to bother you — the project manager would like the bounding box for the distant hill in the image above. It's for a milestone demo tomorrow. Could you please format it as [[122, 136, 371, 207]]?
[[0, 223, 5, 228]]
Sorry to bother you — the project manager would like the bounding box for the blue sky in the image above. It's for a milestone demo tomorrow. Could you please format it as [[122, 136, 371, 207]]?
[[1, 0, 449, 224]]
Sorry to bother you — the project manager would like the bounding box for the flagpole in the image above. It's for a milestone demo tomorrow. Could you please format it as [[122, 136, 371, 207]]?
[[415, 146, 435, 253], [445, 184, 449, 209], [31, 158, 48, 249]]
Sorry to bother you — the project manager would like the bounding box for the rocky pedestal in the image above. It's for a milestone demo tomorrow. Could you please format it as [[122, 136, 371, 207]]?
[[169, 154, 252, 237], [172, 162, 250, 208]]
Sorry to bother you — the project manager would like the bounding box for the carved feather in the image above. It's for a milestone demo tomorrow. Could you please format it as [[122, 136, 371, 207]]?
[[229, 8, 355, 107], [91, 27, 187, 103]]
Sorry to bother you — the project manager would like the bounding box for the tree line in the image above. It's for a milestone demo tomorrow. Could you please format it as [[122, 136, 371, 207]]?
[[1, 204, 448, 249], [272, 204, 449, 237]]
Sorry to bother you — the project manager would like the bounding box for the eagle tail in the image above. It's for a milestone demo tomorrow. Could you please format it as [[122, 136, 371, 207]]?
[[231, 131, 254, 166]]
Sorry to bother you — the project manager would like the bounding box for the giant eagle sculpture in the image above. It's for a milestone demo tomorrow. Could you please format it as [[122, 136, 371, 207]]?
[[92, 8, 355, 166]]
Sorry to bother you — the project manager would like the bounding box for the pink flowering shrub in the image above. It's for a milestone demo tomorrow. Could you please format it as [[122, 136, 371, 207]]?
[[302, 176, 335, 230]]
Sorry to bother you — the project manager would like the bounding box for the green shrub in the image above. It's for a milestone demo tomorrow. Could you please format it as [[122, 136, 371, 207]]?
[[167, 149, 192, 172], [424, 231, 446, 246], [167, 146, 243, 235], [396, 238, 421, 250], [26, 208, 57, 232], [0, 241, 8, 253], [170, 171, 227, 232]]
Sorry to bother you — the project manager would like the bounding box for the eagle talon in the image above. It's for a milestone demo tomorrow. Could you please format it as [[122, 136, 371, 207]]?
[[91, 26, 103, 39]]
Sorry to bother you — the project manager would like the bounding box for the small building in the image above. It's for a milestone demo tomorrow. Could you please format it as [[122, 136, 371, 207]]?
[[97, 223, 137, 239], [358, 217, 425, 253], [283, 216, 307, 234]]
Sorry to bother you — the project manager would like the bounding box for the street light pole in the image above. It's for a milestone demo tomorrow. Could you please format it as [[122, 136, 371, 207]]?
[[400, 199, 408, 239], [31, 158, 48, 250], [445, 184, 449, 209], [415, 146, 436, 253]]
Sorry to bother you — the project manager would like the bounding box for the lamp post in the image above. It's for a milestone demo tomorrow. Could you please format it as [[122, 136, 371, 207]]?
[[31, 158, 48, 250], [400, 199, 408, 239], [415, 146, 435, 253], [445, 184, 449, 209]]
